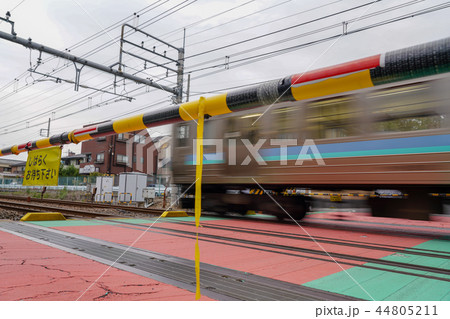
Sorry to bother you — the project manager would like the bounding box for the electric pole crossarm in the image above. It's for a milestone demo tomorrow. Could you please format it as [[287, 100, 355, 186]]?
[[122, 23, 181, 51], [123, 49, 178, 73], [122, 39, 178, 63], [0, 30, 176, 94]]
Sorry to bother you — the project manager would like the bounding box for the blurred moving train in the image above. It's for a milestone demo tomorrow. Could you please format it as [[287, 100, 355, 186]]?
[[173, 73, 450, 220]]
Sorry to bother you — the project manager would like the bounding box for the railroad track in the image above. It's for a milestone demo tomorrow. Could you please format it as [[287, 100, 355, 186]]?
[[103, 218, 450, 282], [0, 194, 168, 216], [0, 200, 116, 218]]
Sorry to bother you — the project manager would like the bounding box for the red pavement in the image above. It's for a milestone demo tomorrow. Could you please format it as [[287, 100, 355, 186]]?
[[52, 217, 433, 286], [307, 211, 450, 234], [1, 212, 445, 301], [0, 230, 212, 301]]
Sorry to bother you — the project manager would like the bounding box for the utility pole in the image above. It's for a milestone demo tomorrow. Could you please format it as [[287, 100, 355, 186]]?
[[39, 118, 51, 137]]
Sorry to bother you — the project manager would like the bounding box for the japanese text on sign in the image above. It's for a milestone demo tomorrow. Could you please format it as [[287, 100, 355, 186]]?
[[23, 146, 61, 186]]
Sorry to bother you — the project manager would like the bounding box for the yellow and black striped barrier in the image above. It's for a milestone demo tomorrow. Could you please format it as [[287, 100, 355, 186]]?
[[102, 192, 114, 204], [118, 192, 133, 204]]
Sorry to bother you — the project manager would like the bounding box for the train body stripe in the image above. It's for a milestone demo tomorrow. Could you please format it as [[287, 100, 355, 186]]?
[[260, 134, 450, 157], [291, 54, 380, 85], [262, 146, 450, 162], [291, 70, 374, 101], [112, 114, 146, 133], [187, 134, 450, 165]]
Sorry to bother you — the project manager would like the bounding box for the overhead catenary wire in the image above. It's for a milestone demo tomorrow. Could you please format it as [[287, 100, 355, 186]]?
[[0, 0, 168, 93], [0, 0, 199, 131], [138, 0, 418, 75], [173, 1, 449, 79], [0, 0, 195, 106], [3, 1, 268, 128], [182, 0, 421, 69], [0, 0, 299, 111], [0, 0, 197, 123], [130, 0, 440, 85], [0, 50, 179, 133]]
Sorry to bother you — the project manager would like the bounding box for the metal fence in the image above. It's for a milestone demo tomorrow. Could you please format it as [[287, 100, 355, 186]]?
[[0, 176, 97, 190]]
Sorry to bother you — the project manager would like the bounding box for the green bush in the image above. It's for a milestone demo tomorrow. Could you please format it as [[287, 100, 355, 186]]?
[[58, 187, 68, 200]]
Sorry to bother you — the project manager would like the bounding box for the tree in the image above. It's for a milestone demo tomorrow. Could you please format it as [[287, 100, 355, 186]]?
[[59, 165, 79, 177]]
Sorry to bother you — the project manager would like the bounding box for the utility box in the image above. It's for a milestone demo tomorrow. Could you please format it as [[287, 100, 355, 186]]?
[[95, 176, 114, 202], [170, 185, 179, 205], [118, 172, 147, 203], [143, 188, 156, 199]]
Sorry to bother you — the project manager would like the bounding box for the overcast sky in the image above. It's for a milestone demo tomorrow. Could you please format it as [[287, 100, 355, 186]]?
[[0, 0, 449, 160]]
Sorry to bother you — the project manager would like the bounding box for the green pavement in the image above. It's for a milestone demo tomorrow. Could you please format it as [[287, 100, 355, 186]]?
[[26, 215, 225, 227], [303, 237, 450, 301]]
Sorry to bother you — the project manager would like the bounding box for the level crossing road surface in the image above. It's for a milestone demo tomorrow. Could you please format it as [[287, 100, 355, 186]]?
[[0, 210, 449, 301]]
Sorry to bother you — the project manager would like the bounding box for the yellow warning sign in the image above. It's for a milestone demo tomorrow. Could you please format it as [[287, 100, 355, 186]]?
[[330, 194, 342, 202], [23, 146, 61, 186]]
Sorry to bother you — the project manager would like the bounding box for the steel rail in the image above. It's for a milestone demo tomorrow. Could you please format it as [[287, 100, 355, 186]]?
[[0, 200, 116, 218], [0, 194, 168, 215]]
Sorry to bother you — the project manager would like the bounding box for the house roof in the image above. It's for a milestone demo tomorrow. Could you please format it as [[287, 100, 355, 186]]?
[[62, 154, 86, 160], [0, 158, 25, 166], [10, 161, 27, 167]]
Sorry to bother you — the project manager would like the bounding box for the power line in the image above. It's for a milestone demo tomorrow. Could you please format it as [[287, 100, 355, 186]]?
[[0, 0, 198, 124], [0, 0, 167, 93], [135, 0, 384, 74], [184, 1, 445, 76], [184, 0, 382, 61], [177, 0, 341, 47], [0, 0, 251, 126]]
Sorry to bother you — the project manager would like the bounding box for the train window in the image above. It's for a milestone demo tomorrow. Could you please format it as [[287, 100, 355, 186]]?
[[369, 83, 444, 132], [177, 124, 189, 146], [306, 96, 358, 139], [240, 113, 261, 144], [272, 106, 298, 139], [203, 120, 215, 138], [374, 115, 444, 132]]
